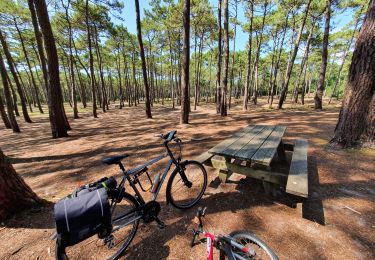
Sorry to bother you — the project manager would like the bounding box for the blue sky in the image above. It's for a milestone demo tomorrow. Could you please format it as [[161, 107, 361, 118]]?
[[118, 0, 356, 52]]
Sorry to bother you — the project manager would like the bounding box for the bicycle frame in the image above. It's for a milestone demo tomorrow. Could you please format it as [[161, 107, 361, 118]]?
[[111, 137, 183, 230]]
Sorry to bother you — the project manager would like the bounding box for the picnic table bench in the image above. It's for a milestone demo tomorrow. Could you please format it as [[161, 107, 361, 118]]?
[[196, 125, 309, 199]]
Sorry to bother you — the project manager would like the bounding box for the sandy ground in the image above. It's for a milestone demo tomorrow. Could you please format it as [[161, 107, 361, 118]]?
[[0, 97, 374, 260]]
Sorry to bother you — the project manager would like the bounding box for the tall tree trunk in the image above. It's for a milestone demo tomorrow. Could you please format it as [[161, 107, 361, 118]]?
[[28, 0, 48, 95], [167, 32, 175, 109], [85, 0, 97, 118], [292, 23, 314, 104], [94, 24, 107, 113], [135, 0, 152, 118], [220, 0, 229, 116], [0, 52, 20, 132], [7, 74, 20, 117], [33, 0, 69, 138], [229, 0, 238, 110], [14, 19, 44, 114], [0, 30, 32, 123], [62, 0, 78, 118], [329, 11, 362, 104], [252, 1, 268, 105], [216, 0, 222, 114], [243, 1, 253, 111], [315, 0, 331, 109], [0, 91, 11, 129], [0, 148, 43, 220], [270, 11, 289, 107], [330, 0, 375, 148], [278, 0, 312, 109], [180, 0, 190, 124]]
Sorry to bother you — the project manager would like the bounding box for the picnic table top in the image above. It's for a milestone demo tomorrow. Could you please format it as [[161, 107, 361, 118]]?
[[208, 125, 286, 167]]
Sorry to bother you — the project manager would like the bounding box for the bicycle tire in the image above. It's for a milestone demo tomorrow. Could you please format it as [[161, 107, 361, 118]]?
[[166, 160, 207, 209], [107, 192, 140, 260], [55, 192, 140, 260], [55, 240, 68, 260], [224, 230, 278, 260]]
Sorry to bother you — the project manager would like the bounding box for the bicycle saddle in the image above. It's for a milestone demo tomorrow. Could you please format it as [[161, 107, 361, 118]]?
[[102, 154, 130, 165]]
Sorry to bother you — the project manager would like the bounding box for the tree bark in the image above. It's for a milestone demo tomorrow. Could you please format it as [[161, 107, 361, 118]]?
[[0, 52, 20, 132], [292, 22, 314, 104], [229, 0, 238, 110], [243, 1, 253, 111], [93, 24, 107, 113], [34, 0, 69, 138], [135, 0, 152, 118], [331, 0, 375, 147], [14, 18, 44, 114], [28, 0, 48, 96], [0, 91, 11, 129], [0, 30, 32, 123], [216, 0, 222, 114], [220, 0, 229, 116], [315, 0, 331, 109], [85, 0, 97, 118], [62, 0, 78, 118], [180, 0, 190, 124], [0, 148, 43, 220], [252, 1, 268, 105]]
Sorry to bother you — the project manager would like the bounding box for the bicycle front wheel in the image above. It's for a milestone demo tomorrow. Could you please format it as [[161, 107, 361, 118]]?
[[166, 160, 207, 209], [224, 231, 278, 260]]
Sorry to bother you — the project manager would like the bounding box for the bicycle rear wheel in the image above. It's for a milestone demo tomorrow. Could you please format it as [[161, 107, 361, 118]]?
[[224, 231, 278, 260], [166, 160, 207, 209], [56, 192, 140, 260]]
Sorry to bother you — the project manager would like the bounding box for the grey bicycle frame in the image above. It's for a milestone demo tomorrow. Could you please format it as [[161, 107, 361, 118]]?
[[125, 152, 176, 201], [111, 151, 181, 231]]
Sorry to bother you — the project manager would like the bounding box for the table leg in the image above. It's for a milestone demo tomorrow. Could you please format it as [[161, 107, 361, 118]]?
[[263, 181, 278, 196], [218, 157, 233, 183], [277, 140, 287, 162]]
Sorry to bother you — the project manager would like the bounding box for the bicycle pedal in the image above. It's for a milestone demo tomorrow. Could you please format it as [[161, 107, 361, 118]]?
[[155, 218, 166, 229]]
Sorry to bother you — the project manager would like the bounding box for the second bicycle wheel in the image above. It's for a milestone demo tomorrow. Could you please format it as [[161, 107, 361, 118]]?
[[166, 160, 207, 209], [226, 230, 278, 260]]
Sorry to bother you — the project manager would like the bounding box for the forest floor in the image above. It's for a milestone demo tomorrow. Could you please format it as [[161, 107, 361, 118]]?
[[0, 97, 374, 260]]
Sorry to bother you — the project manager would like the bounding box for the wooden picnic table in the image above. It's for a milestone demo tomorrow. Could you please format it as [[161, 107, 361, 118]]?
[[196, 125, 309, 199]]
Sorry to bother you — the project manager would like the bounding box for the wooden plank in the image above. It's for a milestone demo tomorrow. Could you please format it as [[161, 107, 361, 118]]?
[[194, 151, 214, 164], [252, 126, 286, 167], [233, 125, 275, 161], [286, 139, 309, 198], [208, 125, 255, 155], [218, 125, 266, 158], [210, 158, 287, 185]]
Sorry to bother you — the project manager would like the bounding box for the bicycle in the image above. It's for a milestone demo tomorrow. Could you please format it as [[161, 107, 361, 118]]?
[[56, 130, 208, 260], [191, 207, 278, 260]]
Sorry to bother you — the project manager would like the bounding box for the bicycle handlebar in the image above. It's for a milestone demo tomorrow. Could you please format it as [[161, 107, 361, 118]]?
[[156, 130, 177, 142]]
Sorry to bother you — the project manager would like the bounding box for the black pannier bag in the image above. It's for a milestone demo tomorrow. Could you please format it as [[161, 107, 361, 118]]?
[[54, 187, 111, 247]]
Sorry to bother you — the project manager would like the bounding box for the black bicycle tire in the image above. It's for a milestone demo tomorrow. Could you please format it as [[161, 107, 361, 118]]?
[[225, 230, 278, 260], [107, 192, 141, 260], [54, 192, 140, 260], [55, 240, 68, 260], [166, 160, 207, 209]]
